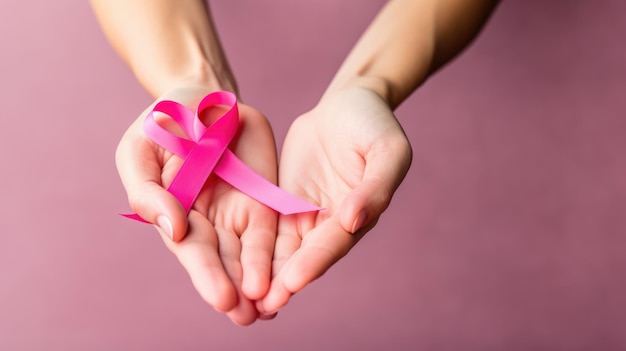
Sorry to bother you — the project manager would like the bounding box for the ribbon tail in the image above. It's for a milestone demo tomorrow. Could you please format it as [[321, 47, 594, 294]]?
[[119, 213, 149, 223], [214, 150, 323, 215]]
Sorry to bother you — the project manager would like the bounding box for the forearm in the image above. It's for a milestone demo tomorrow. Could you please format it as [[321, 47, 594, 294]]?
[[90, 0, 236, 98], [324, 0, 499, 109]]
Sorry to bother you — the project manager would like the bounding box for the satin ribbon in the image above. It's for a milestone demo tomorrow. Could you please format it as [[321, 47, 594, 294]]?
[[122, 91, 321, 223]]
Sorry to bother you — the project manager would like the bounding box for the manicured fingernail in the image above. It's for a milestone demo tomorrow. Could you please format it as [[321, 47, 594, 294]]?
[[157, 215, 173, 240], [350, 209, 368, 234]]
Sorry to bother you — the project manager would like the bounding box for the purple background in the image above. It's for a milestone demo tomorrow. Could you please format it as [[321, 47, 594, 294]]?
[[1, 0, 625, 350]]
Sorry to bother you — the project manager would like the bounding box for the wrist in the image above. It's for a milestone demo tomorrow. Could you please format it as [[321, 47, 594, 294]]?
[[139, 60, 238, 99], [321, 75, 393, 108]]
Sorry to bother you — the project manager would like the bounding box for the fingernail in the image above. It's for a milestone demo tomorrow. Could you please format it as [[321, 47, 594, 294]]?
[[157, 215, 173, 240], [257, 303, 279, 316], [259, 312, 278, 320], [350, 209, 368, 234]]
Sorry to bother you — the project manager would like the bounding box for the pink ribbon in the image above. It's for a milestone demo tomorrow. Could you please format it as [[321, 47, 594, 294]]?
[[122, 91, 321, 223]]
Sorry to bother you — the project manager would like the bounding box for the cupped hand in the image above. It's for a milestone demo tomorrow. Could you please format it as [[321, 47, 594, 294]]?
[[257, 87, 413, 314], [116, 86, 278, 325]]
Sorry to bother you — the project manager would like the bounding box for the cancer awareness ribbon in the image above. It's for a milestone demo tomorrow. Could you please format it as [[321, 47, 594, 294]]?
[[122, 91, 321, 223]]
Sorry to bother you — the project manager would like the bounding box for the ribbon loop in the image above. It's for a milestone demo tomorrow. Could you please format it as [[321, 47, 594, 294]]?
[[122, 91, 321, 223]]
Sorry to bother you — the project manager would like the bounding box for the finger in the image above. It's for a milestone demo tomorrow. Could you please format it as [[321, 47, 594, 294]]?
[[272, 208, 319, 275], [253, 213, 301, 314], [226, 289, 258, 326], [339, 138, 412, 234], [281, 217, 362, 292], [160, 210, 237, 313], [212, 224, 259, 326], [116, 127, 188, 242], [239, 209, 277, 300], [259, 217, 362, 314], [228, 106, 279, 301]]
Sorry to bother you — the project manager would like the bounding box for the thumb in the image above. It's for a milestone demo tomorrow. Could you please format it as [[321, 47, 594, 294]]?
[[116, 128, 189, 242], [126, 181, 188, 242], [339, 142, 412, 234]]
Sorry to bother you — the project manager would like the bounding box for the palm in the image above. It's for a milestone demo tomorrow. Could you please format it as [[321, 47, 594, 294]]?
[[259, 88, 412, 313], [118, 87, 278, 325]]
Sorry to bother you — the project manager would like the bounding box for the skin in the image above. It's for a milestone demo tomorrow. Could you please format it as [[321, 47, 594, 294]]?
[[258, 87, 412, 313], [116, 86, 277, 325], [258, 0, 501, 313], [91, 0, 499, 324]]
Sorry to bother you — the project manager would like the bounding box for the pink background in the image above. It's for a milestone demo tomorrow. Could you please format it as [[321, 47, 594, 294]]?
[[1, 1, 625, 350]]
